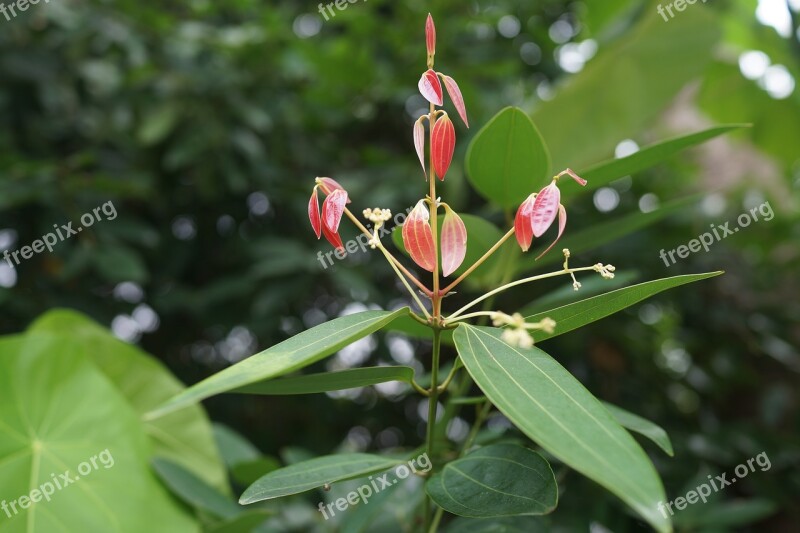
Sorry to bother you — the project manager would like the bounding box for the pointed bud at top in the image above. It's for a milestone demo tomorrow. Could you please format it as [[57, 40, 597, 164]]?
[[419, 69, 443, 106], [413, 118, 427, 178], [531, 182, 561, 238], [514, 193, 537, 252], [321, 189, 348, 251], [426, 14, 436, 57], [402, 200, 436, 272], [431, 114, 455, 181], [441, 75, 469, 128], [309, 187, 321, 239], [317, 177, 351, 203], [441, 205, 467, 277]]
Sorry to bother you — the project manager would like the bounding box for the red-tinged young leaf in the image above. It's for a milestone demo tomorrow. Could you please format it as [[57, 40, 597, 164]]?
[[321, 189, 348, 251], [531, 182, 561, 237], [419, 69, 443, 106], [536, 204, 567, 260], [441, 75, 469, 128], [426, 13, 436, 57], [402, 201, 436, 272], [414, 119, 427, 178], [514, 193, 536, 252], [322, 224, 344, 252], [432, 114, 455, 181], [308, 187, 321, 239], [441, 207, 467, 276], [318, 177, 351, 203]]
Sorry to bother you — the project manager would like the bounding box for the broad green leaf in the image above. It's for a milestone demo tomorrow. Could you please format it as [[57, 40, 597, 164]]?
[[233, 366, 415, 395], [239, 453, 403, 504], [152, 457, 243, 519], [29, 310, 229, 493], [602, 403, 674, 456], [465, 107, 551, 208], [526, 272, 723, 343], [0, 335, 197, 532], [426, 443, 557, 518], [533, 7, 721, 171], [566, 125, 748, 198], [525, 195, 701, 270], [454, 325, 670, 532], [148, 308, 409, 419], [519, 271, 639, 316]]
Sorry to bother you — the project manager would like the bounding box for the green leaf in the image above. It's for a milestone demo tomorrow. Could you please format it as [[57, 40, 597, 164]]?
[[465, 107, 551, 208], [206, 511, 271, 533], [0, 335, 197, 532], [239, 453, 403, 504], [673, 498, 777, 529], [567, 125, 748, 198], [212, 423, 262, 470], [533, 7, 721, 171], [426, 443, 557, 518], [454, 325, 670, 532], [526, 272, 724, 343], [147, 308, 409, 419], [526, 195, 701, 270], [233, 366, 415, 395], [602, 403, 674, 456], [29, 310, 229, 493], [151, 457, 243, 519]]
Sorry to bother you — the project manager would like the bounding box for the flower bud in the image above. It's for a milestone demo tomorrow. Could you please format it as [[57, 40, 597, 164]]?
[[441, 205, 467, 277], [402, 200, 436, 272], [514, 193, 536, 252], [418, 69, 443, 106], [431, 114, 455, 181], [321, 189, 348, 251], [308, 187, 321, 239], [426, 14, 436, 57], [441, 75, 468, 128]]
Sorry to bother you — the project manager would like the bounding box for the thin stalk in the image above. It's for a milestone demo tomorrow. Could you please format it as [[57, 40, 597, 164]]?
[[428, 100, 441, 321], [423, 328, 442, 530], [342, 206, 433, 297], [440, 228, 515, 295], [377, 243, 432, 320], [436, 357, 462, 394], [446, 266, 599, 321]]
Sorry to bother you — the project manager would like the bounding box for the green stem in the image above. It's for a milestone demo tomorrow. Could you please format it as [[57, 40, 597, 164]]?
[[423, 328, 442, 530], [446, 265, 599, 321], [377, 242, 432, 320]]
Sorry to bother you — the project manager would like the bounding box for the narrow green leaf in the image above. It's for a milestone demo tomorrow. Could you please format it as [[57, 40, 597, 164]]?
[[426, 443, 557, 518], [147, 308, 409, 419], [566, 125, 749, 198], [206, 512, 271, 533], [213, 423, 262, 469], [152, 457, 243, 519], [526, 272, 723, 342], [454, 325, 670, 532], [526, 195, 700, 270], [239, 454, 403, 504], [232, 366, 415, 395], [466, 107, 551, 208], [603, 403, 674, 456]]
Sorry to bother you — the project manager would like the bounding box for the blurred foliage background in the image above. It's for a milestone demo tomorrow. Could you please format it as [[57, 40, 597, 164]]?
[[1, 0, 798, 530]]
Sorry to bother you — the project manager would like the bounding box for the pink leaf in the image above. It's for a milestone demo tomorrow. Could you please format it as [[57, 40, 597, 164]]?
[[321, 189, 348, 251], [536, 204, 567, 260], [402, 201, 436, 272], [318, 177, 351, 203], [514, 194, 536, 252], [431, 114, 455, 181], [413, 119, 427, 178], [418, 69, 443, 106], [531, 182, 561, 237], [426, 13, 436, 57], [441, 75, 468, 128], [441, 206, 467, 276], [308, 187, 321, 239]]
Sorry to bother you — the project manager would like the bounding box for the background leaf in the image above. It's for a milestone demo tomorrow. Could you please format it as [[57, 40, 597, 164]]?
[[603, 402, 674, 456]]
